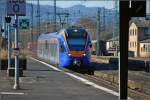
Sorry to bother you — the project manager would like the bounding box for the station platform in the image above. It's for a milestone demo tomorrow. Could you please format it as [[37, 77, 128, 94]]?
[[0, 57, 118, 100]]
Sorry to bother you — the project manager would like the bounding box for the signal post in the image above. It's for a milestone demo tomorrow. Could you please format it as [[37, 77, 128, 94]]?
[[7, 0, 26, 89]]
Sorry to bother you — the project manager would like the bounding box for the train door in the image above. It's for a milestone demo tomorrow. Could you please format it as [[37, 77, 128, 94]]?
[[59, 40, 69, 67], [56, 39, 59, 66]]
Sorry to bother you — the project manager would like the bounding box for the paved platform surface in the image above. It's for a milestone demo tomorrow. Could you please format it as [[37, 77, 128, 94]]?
[[0, 58, 118, 100]]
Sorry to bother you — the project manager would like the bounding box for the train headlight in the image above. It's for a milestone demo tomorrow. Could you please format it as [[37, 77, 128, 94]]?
[[68, 54, 71, 56], [83, 54, 86, 56]]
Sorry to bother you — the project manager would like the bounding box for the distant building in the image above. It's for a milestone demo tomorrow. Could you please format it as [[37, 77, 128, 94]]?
[[129, 19, 150, 57], [106, 36, 119, 56], [105, 19, 150, 58], [91, 40, 107, 56], [139, 38, 150, 57]]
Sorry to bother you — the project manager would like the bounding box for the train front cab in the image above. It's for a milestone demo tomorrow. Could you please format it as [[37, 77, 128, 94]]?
[[58, 37, 93, 72], [59, 48, 94, 75], [60, 28, 94, 74], [69, 48, 93, 74]]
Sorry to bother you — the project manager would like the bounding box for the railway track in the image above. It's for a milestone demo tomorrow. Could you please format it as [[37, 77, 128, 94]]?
[[78, 73, 150, 100]]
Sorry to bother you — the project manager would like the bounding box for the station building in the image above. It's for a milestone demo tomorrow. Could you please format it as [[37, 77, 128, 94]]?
[[129, 19, 150, 57]]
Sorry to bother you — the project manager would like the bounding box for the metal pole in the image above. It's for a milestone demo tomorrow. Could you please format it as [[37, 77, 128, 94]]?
[[0, 14, 1, 24], [4, 18, 7, 39], [46, 14, 48, 32], [36, 0, 40, 54], [103, 8, 105, 31], [46, 12, 50, 32], [113, 0, 119, 56], [37, 0, 40, 36], [7, 21, 11, 73], [39, 0, 40, 35], [4, 0, 7, 39], [96, 8, 101, 56], [58, 14, 62, 29], [54, 0, 56, 31], [119, 1, 130, 99], [13, 15, 20, 90], [31, 4, 33, 43]]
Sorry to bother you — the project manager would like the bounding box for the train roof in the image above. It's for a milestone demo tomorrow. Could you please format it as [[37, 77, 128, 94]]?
[[38, 27, 89, 40], [38, 32, 62, 40]]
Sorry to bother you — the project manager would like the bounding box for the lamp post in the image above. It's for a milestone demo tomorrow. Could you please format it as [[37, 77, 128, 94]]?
[[13, 15, 20, 90]]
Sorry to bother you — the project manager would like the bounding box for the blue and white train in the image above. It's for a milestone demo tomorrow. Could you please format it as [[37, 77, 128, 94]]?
[[37, 26, 94, 74]]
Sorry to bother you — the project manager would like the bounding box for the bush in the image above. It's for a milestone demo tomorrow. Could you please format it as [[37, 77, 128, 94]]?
[[0, 49, 8, 59]]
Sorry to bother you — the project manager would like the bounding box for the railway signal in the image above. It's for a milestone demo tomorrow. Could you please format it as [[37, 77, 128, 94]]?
[[7, 0, 26, 16], [7, 0, 26, 90]]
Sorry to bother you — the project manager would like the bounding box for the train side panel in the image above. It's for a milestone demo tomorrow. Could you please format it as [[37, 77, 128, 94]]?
[[38, 36, 59, 66], [37, 28, 93, 73], [47, 38, 59, 65], [57, 36, 69, 67]]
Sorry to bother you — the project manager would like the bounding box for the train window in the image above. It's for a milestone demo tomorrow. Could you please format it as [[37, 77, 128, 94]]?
[[67, 29, 87, 38], [60, 45, 65, 52]]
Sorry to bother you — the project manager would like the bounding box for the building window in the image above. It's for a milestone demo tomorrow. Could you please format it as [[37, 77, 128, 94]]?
[[146, 44, 149, 52], [132, 42, 134, 48], [144, 28, 150, 36], [135, 42, 136, 48], [135, 29, 137, 36], [129, 30, 131, 36], [130, 42, 132, 48], [143, 44, 145, 52], [146, 44, 148, 52], [130, 29, 132, 36], [149, 44, 150, 52]]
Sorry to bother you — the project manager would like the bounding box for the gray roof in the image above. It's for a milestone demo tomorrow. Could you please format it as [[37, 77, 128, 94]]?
[[107, 36, 119, 42], [140, 38, 150, 43], [129, 19, 150, 28]]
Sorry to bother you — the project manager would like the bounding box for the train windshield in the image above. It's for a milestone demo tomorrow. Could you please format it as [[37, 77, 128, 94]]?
[[66, 29, 87, 51]]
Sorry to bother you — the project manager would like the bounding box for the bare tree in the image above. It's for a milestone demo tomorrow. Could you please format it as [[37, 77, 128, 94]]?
[[76, 16, 114, 40], [76, 17, 97, 40]]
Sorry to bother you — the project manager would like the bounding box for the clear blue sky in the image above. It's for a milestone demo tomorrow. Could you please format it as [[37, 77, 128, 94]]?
[[27, 0, 115, 9]]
